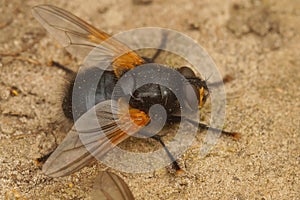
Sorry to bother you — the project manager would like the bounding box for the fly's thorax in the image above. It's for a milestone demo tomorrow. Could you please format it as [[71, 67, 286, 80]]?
[[129, 83, 180, 114], [115, 63, 201, 119]]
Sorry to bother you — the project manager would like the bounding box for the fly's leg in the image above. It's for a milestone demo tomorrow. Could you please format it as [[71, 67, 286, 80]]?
[[150, 135, 184, 174], [142, 32, 168, 63], [49, 60, 75, 74], [138, 130, 184, 174], [186, 119, 241, 140], [35, 151, 53, 166], [207, 74, 234, 87], [167, 116, 241, 140]]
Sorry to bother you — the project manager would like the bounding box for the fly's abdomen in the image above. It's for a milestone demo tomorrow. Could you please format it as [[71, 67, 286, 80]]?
[[62, 67, 118, 121]]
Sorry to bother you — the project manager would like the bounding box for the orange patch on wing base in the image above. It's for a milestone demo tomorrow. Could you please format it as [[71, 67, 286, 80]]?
[[113, 52, 145, 78], [118, 98, 150, 128], [87, 31, 145, 78], [128, 108, 150, 127], [118, 107, 150, 131], [88, 33, 145, 78], [109, 108, 149, 145], [109, 98, 150, 145], [199, 87, 204, 108]]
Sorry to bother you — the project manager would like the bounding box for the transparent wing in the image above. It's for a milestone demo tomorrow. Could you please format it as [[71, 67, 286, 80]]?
[[32, 4, 144, 76], [42, 100, 150, 177], [90, 171, 135, 200]]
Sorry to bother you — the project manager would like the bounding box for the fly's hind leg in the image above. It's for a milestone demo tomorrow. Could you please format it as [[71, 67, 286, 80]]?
[[138, 130, 184, 174], [150, 134, 184, 174]]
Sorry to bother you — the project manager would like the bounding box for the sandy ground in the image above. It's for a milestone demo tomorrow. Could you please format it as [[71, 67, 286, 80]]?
[[0, 0, 299, 199]]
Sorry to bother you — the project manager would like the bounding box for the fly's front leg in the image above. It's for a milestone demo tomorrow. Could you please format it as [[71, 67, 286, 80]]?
[[189, 119, 241, 140], [168, 116, 241, 140], [208, 74, 234, 87]]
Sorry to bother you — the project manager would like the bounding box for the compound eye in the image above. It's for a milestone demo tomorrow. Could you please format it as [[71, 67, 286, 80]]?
[[183, 84, 199, 111], [178, 66, 196, 78]]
